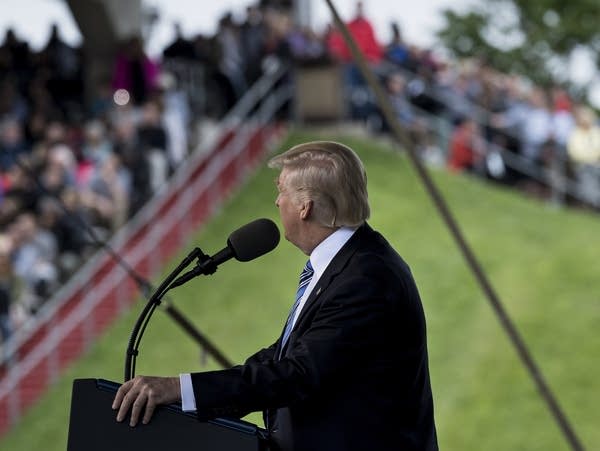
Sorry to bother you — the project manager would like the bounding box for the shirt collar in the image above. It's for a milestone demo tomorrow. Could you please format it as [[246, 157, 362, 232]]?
[[309, 226, 357, 280]]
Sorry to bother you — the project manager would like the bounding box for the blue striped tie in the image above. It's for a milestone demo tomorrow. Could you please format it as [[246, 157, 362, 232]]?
[[280, 260, 314, 356]]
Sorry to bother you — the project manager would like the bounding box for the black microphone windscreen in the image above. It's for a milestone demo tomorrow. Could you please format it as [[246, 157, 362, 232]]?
[[228, 218, 280, 262]]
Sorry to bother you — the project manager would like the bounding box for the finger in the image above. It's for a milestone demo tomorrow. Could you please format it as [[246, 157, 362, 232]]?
[[129, 391, 148, 427], [112, 380, 132, 410], [142, 395, 157, 425], [116, 393, 131, 423], [116, 384, 140, 423]]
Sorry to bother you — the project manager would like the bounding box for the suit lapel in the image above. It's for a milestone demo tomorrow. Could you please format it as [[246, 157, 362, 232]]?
[[280, 224, 372, 353]]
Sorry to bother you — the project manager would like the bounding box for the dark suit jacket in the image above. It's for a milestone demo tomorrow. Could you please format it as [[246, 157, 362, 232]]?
[[191, 224, 438, 451]]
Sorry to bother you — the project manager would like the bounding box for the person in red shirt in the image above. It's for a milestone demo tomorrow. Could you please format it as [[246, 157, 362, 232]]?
[[325, 2, 384, 121], [447, 117, 485, 172], [326, 1, 382, 63]]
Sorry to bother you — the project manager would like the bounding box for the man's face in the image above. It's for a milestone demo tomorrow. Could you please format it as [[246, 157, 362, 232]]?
[[275, 168, 302, 246]]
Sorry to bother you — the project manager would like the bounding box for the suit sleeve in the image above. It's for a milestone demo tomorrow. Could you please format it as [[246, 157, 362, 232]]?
[[243, 342, 278, 366], [191, 261, 404, 420]]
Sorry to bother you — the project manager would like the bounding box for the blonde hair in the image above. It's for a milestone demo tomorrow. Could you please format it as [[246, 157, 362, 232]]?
[[268, 141, 370, 228]]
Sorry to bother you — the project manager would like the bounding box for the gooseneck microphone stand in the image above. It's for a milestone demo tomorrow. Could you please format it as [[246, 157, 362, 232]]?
[[125, 247, 217, 381]]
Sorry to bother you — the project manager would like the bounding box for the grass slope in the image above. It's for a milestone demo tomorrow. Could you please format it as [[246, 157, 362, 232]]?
[[1, 131, 599, 451]]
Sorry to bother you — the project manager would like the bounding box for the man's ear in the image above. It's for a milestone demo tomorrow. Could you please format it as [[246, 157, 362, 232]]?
[[299, 199, 313, 220]]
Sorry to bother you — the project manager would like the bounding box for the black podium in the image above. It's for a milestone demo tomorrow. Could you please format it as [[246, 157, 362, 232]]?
[[67, 379, 269, 451]]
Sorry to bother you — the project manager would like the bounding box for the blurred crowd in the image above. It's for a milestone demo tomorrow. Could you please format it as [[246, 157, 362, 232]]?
[[1, 0, 599, 346], [318, 2, 600, 207], [377, 43, 600, 207], [0, 25, 191, 344], [160, 0, 600, 207]]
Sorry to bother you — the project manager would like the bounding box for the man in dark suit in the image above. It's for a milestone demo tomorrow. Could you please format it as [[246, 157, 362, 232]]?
[[113, 141, 438, 450]]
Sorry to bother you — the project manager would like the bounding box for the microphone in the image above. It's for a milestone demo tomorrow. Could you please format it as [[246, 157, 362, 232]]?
[[170, 218, 280, 288]]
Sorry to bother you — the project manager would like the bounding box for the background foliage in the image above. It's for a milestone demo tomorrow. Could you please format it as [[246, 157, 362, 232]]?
[[437, 0, 600, 95]]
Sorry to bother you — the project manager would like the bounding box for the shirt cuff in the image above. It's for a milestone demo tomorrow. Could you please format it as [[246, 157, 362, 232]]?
[[179, 373, 197, 412]]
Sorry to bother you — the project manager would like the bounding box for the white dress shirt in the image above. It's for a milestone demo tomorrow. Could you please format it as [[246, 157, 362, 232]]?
[[180, 226, 357, 412]]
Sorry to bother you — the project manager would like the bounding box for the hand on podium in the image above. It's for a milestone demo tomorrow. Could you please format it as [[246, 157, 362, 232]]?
[[112, 376, 181, 426]]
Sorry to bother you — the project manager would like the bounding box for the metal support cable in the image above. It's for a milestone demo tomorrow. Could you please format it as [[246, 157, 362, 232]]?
[[324, 1, 584, 449]]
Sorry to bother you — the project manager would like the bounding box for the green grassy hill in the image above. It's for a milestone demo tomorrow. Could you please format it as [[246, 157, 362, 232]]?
[[1, 131, 598, 450]]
